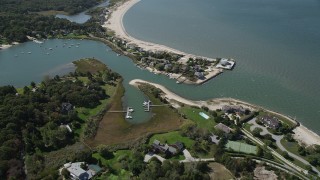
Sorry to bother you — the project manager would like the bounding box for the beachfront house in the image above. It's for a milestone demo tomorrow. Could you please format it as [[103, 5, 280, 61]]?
[[260, 116, 280, 129], [222, 105, 249, 115]]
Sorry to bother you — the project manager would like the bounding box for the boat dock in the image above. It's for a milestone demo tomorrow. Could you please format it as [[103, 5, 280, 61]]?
[[143, 100, 168, 112], [109, 107, 134, 119]]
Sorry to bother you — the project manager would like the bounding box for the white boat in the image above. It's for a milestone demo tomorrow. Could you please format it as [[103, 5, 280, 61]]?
[[176, 81, 181, 84], [76, 46, 79, 48], [125, 115, 132, 119], [117, 54, 121, 56], [28, 52, 31, 54], [49, 48, 53, 50]]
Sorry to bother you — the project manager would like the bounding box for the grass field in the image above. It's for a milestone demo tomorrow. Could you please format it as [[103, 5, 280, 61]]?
[[226, 141, 257, 155], [179, 107, 216, 131], [148, 131, 195, 149], [87, 83, 184, 146]]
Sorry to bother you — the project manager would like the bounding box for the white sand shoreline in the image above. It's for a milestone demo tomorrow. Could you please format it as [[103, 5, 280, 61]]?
[[129, 79, 320, 146], [104, 0, 213, 58], [0, 42, 19, 50]]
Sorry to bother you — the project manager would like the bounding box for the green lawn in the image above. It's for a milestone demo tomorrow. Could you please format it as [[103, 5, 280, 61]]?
[[179, 107, 216, 131], [148, 131, 195, 149], [243, 123, 253, 132]]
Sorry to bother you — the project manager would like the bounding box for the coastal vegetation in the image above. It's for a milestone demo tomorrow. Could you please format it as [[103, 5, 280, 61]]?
[[0, 0, 105, 44], [0, 58, 121, 179]]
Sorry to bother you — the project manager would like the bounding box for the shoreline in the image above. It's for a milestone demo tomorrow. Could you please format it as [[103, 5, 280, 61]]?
[[129, 79, 320, 146], [0, 42, 19, 50], [103, 0, 234, 85]]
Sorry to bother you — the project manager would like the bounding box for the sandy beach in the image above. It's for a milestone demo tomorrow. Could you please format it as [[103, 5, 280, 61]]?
[[129, 79, 320, 146], [104, 0, 205, 57], [0, 44, 13, 50]]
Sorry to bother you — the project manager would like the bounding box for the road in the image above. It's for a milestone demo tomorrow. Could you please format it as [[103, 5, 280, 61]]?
[[248, 118, 320, 176]]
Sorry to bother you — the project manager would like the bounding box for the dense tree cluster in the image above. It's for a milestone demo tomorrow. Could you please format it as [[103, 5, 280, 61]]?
[[0, 74, 107, 179], [0, 0, 106, 43], [0, 0, 101, 15]]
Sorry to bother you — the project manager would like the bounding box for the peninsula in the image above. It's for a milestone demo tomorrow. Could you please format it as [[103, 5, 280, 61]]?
[[102, 0, 235, 84]]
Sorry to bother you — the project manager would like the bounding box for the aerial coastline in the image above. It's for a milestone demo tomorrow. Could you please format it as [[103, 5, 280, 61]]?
[[129, 79, 320, 147], [103, 0, 234, 85]]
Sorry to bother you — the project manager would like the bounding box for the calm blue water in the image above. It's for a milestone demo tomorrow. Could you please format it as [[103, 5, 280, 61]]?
[[123, 0, 320, 131], [56, 1, 109, 24], [1, 0, 320, 134]]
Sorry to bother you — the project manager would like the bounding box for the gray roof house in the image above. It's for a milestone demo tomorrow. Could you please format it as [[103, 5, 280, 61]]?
[[194, 71, 205, 79], [152, 139, 181, 155], [260, 116, 280, 129]]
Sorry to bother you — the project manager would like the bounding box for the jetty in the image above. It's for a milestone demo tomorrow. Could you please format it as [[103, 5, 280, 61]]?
[[109, 107, 134, 119]]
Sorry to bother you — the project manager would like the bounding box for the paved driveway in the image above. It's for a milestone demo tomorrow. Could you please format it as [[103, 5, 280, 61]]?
[[248, 118, 320, 176]]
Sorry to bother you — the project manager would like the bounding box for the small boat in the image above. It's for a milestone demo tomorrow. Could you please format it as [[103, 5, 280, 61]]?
[[68, 46, 71, 48], [176, 81, 181, 84], [49, 48, 53, 50], [125, 115, 132, 119], [14, 54, 18, 57], [76, 46, 79, 48], [28, 52, 31, 54], [117, 53, 121, 56], [46, 53, 50, 55]]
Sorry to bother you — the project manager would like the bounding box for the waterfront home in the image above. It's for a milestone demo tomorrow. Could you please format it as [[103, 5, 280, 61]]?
[[216, 58, 235, 70], [222, 105, 248, 115], [260, 116, 280, 129], [215, 123, 232, 134]]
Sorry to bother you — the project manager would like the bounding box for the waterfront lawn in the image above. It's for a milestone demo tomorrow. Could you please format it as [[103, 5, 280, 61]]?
[[148, 131, 195, 149], [179, 107, 216, 131]]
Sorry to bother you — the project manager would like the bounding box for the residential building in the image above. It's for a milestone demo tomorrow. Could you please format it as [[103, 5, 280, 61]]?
[[260, 116, 280, 129]]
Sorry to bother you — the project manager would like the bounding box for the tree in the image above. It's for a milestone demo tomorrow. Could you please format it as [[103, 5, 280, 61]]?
[[252, 128, 262, 137], [61, 168, 70, 178], [281, 151, 290, 159], [30, 81, 36, 88]]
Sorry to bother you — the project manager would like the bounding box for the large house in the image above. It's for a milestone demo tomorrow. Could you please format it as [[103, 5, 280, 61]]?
[[260, 116, 280, 129], [152, 139, 184, 155], [62, 162, 101, 180], [222, 105, 248, 115]]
